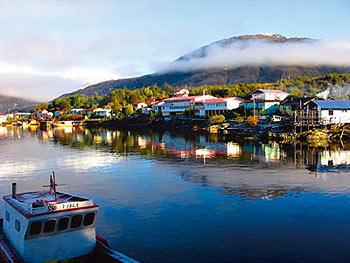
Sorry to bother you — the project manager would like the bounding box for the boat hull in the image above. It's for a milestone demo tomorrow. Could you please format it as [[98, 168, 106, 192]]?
[[0, 218, 138, 263]]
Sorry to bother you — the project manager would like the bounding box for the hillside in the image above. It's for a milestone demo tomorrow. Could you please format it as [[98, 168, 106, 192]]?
[[60, 34, 350, 98], [0, 95, 37, 113]]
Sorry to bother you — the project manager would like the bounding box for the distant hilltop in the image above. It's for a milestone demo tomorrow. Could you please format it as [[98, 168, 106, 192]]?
[[0, 95, 37, 113], [55, 34, 349, 98]]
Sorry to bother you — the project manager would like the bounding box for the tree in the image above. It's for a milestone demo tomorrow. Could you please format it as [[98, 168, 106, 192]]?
[[124, 104, 134, 116], [36, 103, 48, 110]]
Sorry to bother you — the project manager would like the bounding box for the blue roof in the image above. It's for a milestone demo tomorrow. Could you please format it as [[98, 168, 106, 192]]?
[[311, 100, 350, 109]]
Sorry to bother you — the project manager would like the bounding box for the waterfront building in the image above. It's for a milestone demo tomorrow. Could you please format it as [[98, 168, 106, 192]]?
[[93, 108, 112, 118], [244, 89, 289, 114], [70, 109, 84, 115], [194, 97, 243, 117], [35, 110, 49, 119], [298, 100, 350, 125], [159, 95, 217, 117], [280, 97, 316, 115], [13, 112, 32, 119]]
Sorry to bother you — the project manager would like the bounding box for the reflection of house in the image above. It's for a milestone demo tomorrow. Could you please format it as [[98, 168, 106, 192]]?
[[195, 97, 243, 117], [262, 142, 282, 162], [159, 95, 217, 117], [298, 100, 350, 125], [244, 89, 289, 114], [226, 142, 241, 158], [0, 114, 8, 124], [320, 150, 350, 167]]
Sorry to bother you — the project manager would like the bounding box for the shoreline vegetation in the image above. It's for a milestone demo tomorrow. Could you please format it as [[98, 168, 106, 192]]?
[[2, 73, 350, 147]]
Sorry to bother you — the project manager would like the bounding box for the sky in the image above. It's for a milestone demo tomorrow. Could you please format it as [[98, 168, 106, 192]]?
[[0, 0, 349, 101]]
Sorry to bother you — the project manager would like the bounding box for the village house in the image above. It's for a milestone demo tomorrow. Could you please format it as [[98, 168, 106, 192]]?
[[244, 89, 289, 114], [174, 87, 189, 97], [70, 108, 84, 115], [133, 102, 148, 111], [93, 108, 112, 118], [280, 97, 316, 115], [298, 100, 350, 125], [158, 95, 217, 117], [35, 109, 50, 119], [194, 97, 243, 117], [13, 112, 32, 119]]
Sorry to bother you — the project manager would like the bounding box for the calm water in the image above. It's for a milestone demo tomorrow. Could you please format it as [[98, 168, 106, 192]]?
[[1, 126, 350, 262]]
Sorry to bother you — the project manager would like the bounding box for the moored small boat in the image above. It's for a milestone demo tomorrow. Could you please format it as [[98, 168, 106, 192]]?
[[0, 174, 139, 263]]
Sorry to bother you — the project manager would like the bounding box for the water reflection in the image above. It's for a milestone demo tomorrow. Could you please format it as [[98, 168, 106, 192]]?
[[3, 126, 350, 174], [2, 126, 350, 262]]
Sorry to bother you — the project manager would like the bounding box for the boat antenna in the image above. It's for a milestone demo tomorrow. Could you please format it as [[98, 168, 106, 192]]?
[[43, 171, 65, 201]]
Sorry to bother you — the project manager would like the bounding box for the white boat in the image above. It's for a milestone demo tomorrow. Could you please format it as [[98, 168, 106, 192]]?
[[0, 173, 138, 263]]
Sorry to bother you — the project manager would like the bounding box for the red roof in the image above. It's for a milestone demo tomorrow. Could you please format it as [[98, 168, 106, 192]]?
[[202, 97, 243, 103], [175, 87, 187, 91], [252, 89, 288, 94], [162, 95, 216, 102]]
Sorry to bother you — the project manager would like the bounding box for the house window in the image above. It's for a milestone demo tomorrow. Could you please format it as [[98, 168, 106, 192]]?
[[329, 110, 334, 115], [83, 213, 95, 226], [15, 220, 20, 232], [5, 211, 10, 222], [44, 220, 56, 233], [342, 109, 347, 112], [29, 221, 42, 235], [58, 217, 69, 231], [71, 215, 82, 229]]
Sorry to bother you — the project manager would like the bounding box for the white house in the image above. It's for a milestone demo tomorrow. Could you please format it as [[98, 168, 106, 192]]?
[[195, 97, 243, 117], [303, 100, 350, 124], [133, 102, 148, 110], [93, 108, 112, 118], [244, 89, 289, 114], [159, 95, 217, 117], [70, 109, 84, 115], [174, 87, 189, 97]]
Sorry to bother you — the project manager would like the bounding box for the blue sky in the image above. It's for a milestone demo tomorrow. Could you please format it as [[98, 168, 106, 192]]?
[[0, 0, 349, 100]]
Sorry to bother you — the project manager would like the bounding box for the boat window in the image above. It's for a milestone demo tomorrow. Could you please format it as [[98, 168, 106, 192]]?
[[15, 220, 20, 232], [5, 211, 10, 222], [71, 215, 82, 228], [83, 213, 95, 226], [29, 221, 42, 235], [58, 217, 69, 231], [44, 220, 56, 233]]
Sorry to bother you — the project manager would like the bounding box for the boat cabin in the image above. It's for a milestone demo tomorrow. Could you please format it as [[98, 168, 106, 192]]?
[[2, 177, 99, 263]]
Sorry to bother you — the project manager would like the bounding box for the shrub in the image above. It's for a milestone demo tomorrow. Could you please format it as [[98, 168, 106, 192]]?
[[247, 115, 259, 126], [210, 114, 225, 123]]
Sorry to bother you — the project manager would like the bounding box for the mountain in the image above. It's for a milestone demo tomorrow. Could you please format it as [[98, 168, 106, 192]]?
[[0, 95, 37, 113], [60, 34, 350, 98]]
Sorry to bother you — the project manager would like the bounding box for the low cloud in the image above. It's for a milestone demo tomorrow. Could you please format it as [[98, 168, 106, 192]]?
[[160, 39, 350, 73]]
